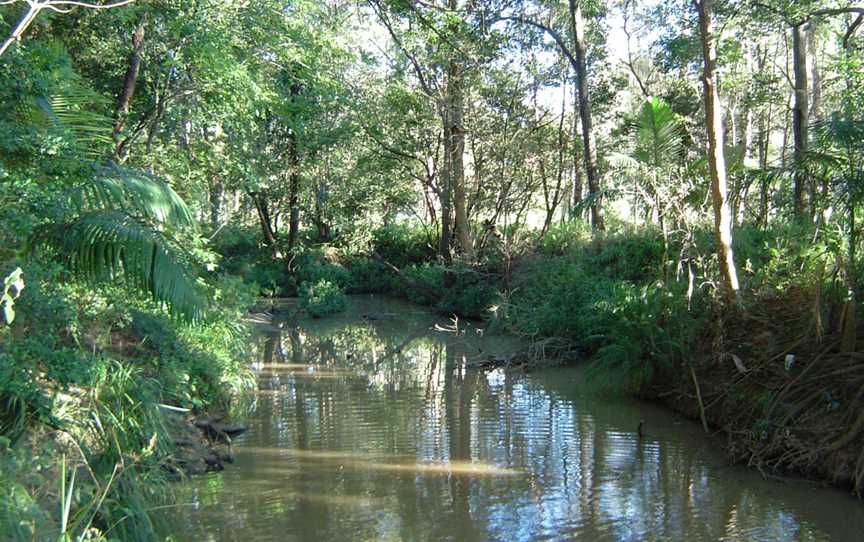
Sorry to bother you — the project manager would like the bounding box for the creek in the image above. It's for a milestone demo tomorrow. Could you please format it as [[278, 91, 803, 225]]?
[[181, 296, 864, 541]]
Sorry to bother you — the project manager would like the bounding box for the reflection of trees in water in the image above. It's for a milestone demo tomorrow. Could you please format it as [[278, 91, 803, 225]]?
[[233, 317, 839, 542], [446, 339, 479, 540]]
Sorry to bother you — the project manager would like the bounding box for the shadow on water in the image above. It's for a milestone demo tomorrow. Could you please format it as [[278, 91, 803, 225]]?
[[181, 296, 864, 542]]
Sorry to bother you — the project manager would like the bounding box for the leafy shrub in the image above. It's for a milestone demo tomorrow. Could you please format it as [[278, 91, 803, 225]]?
[[499, 246, 703, 394], [398, 263, 444, 305], [345, 257, 395, 294], [0, 441, 51, 541], [537, 220, 593, 255], [245, 259, 295, 296], [499, 257, 610, 340], [588, 283, 701, 393], [296, 255, 352, 290], [587, 228, 666, 283], [372, 224, 436, 268], [437, 266, 498, 319], [128, 275, 256, 412], [300, 279, 347, 318], [212, 225, 295, 296]]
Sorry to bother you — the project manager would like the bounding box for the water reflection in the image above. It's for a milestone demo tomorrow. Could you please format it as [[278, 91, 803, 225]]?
[[183, 297, 864, 542]]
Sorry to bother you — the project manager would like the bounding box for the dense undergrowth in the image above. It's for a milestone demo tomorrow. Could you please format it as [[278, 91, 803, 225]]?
[[0, 260, 255, 541], [213, 223, 499, 320]]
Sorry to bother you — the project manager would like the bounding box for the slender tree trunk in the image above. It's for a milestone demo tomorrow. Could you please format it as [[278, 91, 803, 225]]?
[[808, 23, 822, 122], [287, 128, 301, 257], [808, 23, 823, 218], [448, 55, 474, 260], [571, 84, 584, 216], [569, 0, 603, 230], [251, 191, 280, 259], [791, 22, 810, 219], [114, 21, 145, 160], [697, 0, 740, 303], [313, 180, 331, 241], [439, 103, 453, 263], [758, 105, 771, 226], [209, 177, 223, 230]]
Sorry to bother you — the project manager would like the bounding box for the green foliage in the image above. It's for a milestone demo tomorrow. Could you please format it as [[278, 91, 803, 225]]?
[[0, 255, 255, 540], [633, 97, 684, 169], [300, 279, 347, 318], [213, 225, 295, 296], [371, 224, 435, 268], [499, 256, 613, 340], [1, 39, 206, 320], [399, 263, 445, 305], [0, 352, 52, 441], [437, 267, 498, 320], [497, 227, 701, 393], [344, 257, 394, 294], [0, 440, 51, 541], [587, 229, 666, 283], [46, 212, 203, 320], [589, 283, 701, 394], [537, 221, 593, 255], [296, 255, 352, 290]]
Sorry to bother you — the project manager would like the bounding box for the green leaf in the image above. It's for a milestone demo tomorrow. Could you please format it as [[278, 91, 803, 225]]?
[[35, 212, 204, 321]]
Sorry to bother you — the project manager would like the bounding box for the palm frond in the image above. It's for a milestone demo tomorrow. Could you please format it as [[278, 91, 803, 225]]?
[[813, 115, 864, 152], [68, 164, 195, 228], [40, 212, 204, 320], [607, 152, 643, 171], [634, 97, 683, 169], [34, 77, 113, 159]]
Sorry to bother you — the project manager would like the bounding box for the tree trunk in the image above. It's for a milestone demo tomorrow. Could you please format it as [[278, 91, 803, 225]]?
[[448, 56, 474, 260], [569, 0, 603, 230], [313, 180, 331, 241], [571, 85, 583, 216], [542, 86, 568, 235], [697, 0, 740, 303], [209, 177, 223, 230], [808, 23, 821, 122], [113, 21, 145, 160], [438, 103, 453, 263], [791, 22, 810, 219], [250, 191, 280, 259], [287, 128, 301, 257]]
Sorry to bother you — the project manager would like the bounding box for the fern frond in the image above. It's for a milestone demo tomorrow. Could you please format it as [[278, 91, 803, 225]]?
[[41, 212, 204, 320], [813, 116, 864, 152], [68, 164, 195, 228], [34, 78, 113, 158]]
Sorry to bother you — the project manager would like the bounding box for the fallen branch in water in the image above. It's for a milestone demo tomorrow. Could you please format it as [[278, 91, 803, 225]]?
[[467, 337, 580, 371]]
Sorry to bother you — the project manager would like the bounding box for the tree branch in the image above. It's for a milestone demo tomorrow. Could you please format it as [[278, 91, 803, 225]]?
[[0, 0, 137, 57], [494, 15, 579, 73], [844, 13, 864, 49], [367, 0, 438, 97]]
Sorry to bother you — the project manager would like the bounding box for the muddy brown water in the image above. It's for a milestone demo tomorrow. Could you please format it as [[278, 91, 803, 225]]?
[[181, 296, 864, 541]]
